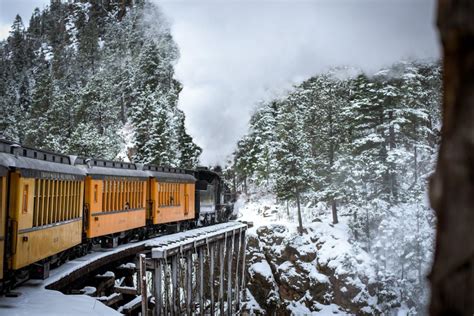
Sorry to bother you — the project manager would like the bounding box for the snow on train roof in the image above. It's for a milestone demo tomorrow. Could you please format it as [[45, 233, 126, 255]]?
[[77, 165, 149, 179], [146, 170, 196, 183], [0, 139, 197, 181], [0, 139, 84, 177], [144, 164, 196, 182], [0, 152, 86, 177]]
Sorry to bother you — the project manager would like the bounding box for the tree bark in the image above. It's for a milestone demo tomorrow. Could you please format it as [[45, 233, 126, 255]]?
[[429, 1, 474, 314], [296, 190, 303, 236], [331, 198, 338, 224]]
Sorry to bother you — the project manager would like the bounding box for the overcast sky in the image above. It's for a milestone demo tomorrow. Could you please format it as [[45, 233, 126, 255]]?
[[0, 0, 440, 165]]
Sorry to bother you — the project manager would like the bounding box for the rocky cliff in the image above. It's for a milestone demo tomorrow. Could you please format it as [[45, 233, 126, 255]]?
[[241, 218, 399, 315]]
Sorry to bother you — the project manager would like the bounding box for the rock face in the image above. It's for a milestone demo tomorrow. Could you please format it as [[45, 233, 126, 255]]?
[[243, 222, 398, 315]]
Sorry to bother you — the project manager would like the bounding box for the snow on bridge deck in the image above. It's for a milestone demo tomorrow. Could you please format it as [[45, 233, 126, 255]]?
[[0, 221, 247, 316]]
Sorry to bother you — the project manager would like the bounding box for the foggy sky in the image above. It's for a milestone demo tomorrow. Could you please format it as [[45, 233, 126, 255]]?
[[0, 1, 440, 166], [158, 0, 440, 165], [0, 0, 50, 38]]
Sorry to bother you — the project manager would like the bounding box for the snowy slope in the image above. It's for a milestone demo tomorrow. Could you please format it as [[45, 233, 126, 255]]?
[[237, 193, 403, 315]]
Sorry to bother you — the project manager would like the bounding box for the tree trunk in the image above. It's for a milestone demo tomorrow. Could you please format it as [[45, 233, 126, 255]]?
[[429, 1, 474, 314], [296, 191, 303, 236], [331, 198, 338, 224]]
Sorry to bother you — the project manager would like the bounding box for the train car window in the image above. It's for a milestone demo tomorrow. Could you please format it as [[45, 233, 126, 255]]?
[[29, 178, 85, 226], [141, 181, 144, 208], [108, 180, 112, 211], [43, 180, 49, 225], [33, 179, 38, 226], [59, 180, 63, 221], [57, 181, 60, 222], [127, 181, 130, 209], [65, 181, 69, 220], [124, 181, 128, 209], [49, 180, 53, 224], [158, 183, 162, 207], [128, 181, 131, 209], [22, 184, 29, 214], [103, 180, 107, 211], [94, 184, 98, 204], [72, 181, 77, 217], [71, 181, 74, 218], [177, 183, 180, 206], [170, 183, 173, 206], [66, 181, 70, 220], [124, 181, 127, 209], [71, 181, 75, 218], [111, 180, 115, 211], [131, 181, 134, 209], [123, 181, 126, 210], [175, 184, 179, 206], [172, 184, 175, 206], [103, 181, 107, 211], [54, 180, 58, 222], [120, 180, 123, 210], [53, 180, 57, 222], [76, 181, 81, 217]]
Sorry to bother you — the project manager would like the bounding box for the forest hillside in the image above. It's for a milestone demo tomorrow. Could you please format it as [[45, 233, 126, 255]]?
[[0, 0, 201, 167], [230, 61, 441, 313]]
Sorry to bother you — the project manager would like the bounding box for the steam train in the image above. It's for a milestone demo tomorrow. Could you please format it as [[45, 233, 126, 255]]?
[[0, 139, 234, 292]]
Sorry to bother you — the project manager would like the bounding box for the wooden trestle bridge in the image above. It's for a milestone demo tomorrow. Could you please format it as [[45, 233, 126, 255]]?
[[40, 221, 248, 316], [143, 221, 248, 315]]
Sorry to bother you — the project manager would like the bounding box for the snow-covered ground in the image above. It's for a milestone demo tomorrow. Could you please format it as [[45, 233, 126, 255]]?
[[236, 192, 409, 315]]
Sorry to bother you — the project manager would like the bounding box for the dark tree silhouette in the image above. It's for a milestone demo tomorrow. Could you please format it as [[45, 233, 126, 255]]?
[[429, 0, 474, 314]]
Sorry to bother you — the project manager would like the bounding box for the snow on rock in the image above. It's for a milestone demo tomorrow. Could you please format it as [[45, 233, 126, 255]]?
[[240, 195, 398, 315], [81, 286, 97, 296]]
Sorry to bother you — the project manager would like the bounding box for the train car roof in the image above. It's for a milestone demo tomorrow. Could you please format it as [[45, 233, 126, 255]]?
[[144, 165, 196, 183], [75, 157, 148, 179], [0, 139, 85, 178], [193, 167, 221, 183]]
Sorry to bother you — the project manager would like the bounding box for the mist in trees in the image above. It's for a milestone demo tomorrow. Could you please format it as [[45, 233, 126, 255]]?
[[232, 61, 442, 311], [0, 0, 201, 167]]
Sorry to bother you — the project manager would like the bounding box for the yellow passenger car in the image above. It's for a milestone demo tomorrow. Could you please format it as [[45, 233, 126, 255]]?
[[145, 166, 196, 225], [78, 159, 148, 239], [0, 141, 85, 277]]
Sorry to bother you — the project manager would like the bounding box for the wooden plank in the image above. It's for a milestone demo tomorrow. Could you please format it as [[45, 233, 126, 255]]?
[[115, 285, 138, 296], [139, 254, 148, 316], [97, 292, 122, 306], [241, 234, 247, 302], [163, 259, 169, 316], [186, 251, 192, 316], [227, 232, 234, 315], [171, 255, 178, 316], [234, 229, 242, 312], [198, 247, 204, 316], [210, 242, 215, 315], [154, 260, 162, 316], [219, 238, 225, 316]]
